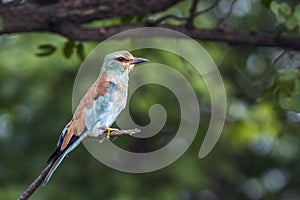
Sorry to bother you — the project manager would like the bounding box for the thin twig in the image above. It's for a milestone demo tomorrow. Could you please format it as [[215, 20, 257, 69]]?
[[186, 0, 200, 28], [272, 50, 288, 68], [194, 0, 220, 17], [18, 164, 52, 200], [147, 0, 220, 26], [146, 14, 187, 26], [18, 128, 140, 200], [232, 50, 288, 87], [218, 0, 239, 28], [110, 128, 141, 136]]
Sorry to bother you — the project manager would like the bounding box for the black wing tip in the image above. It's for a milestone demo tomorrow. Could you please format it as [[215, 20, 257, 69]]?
[[47, 134, 80, 164], [47, 148, 60, 164]]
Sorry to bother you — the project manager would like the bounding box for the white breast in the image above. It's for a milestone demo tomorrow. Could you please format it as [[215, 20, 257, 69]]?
[[86, 77, 129, 138]]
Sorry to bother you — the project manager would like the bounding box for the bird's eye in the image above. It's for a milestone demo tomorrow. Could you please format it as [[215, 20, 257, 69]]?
[[117, 57, 125, 62]]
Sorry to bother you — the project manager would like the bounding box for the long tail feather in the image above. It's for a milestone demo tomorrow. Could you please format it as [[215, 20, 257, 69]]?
[[42, 132, 88, 186]]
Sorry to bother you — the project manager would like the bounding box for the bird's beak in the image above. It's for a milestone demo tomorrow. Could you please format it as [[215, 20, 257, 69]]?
[[130, 57, 149, 64]]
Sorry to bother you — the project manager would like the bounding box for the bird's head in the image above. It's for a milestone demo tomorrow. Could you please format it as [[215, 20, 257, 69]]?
[[101, 51, 149, 75]]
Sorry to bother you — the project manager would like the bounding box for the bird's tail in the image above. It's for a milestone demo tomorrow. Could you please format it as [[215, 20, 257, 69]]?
[[42, 132, 87, 186]]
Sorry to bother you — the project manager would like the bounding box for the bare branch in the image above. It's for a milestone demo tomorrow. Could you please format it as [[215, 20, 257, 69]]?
[[37, 24, 300, 51], [146, 14, 187, 26], [18, 128, 141, 200], [1, 0, 300, 51], [18, 164, 52, 200], [148, 0, 220, 26], [110, 128, 141, 136], [0, 0, 180, 33]]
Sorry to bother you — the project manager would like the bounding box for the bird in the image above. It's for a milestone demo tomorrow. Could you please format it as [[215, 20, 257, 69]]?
[[42, 51, 148, 186]]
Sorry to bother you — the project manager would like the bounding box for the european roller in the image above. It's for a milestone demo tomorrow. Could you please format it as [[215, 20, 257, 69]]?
[[43, 51, 148, 186]]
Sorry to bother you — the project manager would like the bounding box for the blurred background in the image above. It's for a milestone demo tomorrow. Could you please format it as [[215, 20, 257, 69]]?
[[1, 0, 300, 199]]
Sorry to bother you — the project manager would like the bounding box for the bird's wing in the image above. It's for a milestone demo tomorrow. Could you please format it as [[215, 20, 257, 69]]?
[[43, 77, 114, 186]]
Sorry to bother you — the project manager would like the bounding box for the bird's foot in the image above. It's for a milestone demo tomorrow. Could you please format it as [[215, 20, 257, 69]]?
[[97, 127, 119, 143], [104, 127, 119, 139]]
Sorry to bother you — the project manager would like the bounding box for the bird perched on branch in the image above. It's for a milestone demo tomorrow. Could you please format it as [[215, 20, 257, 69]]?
[[43, 51, 148, 186]]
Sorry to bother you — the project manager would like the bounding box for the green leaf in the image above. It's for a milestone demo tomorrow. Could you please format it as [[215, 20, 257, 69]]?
[[135, 15, 145, 23], [279, 91, 300, 112], [121, 16, 135, 24], [277, 14, 286, 23], [277, 72, 298, 97], [263, 80, 278, 96], [279, 3, 292, 16], [293, 4, 300, 21], [286, 16, 298, 30], [63, 40, 75, 58], [261, 0, 272, 8], [270, 2, 279, 15], [36, 44, 57, 56], [76, 43, 85, 61]]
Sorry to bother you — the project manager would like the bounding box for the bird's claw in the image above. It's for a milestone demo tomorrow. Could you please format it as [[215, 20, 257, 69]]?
[[97, 127, 119, 143], [104, 127, 119, 139]]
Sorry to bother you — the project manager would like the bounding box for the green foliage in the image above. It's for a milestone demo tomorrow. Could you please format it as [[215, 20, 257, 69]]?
[[265, 70, 300, 112], [121, 15, 146, 24], [36, 40, 86, 60], [76, 43, 85, 61], [63, 40, 75, 58], [36, 44, 57, 56], [277, 72, 300, 112], [270, 1, 300, 32], [231, 102, 280, 147]]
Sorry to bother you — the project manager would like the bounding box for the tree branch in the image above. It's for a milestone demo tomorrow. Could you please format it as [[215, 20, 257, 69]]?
[[18, 128, 141, 200], [1, 0, 300, 50], [18, 164, 52, 200], [109, 128, 141, 136], [38, 23, 300, 51], [0, 0, 180, 33]]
